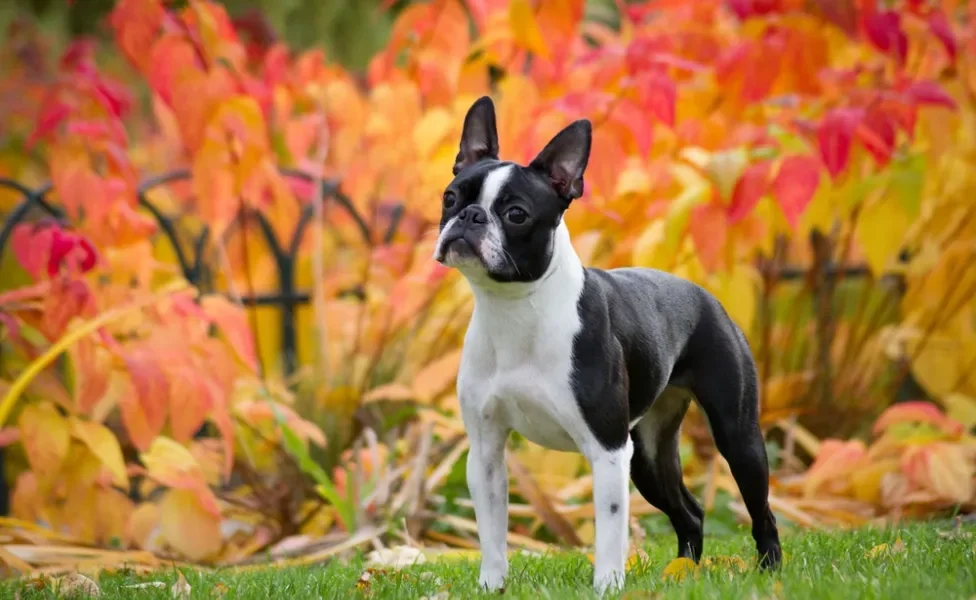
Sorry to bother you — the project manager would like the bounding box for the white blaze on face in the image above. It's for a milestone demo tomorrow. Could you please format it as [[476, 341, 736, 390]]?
[[476, 164, 514, 271], [434, 164, 514, 273]]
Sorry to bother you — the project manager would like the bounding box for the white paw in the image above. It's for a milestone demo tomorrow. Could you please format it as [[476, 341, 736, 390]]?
[[593, 569, 625, 596], [479, 566, 507, 592]]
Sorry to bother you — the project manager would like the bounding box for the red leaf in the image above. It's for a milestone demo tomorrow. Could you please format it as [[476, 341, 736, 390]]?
[[634, 72, 676, 128], [904, 81, 957, 110], [728, 160, 772, 223], [123, 348, 169, 449], [688, 201, 728, 273], [857, 106, 897, 167], [772, 155, 821, 230], [60, 39, 97, 75], [817, 108, 863, 179], [727, 0, 781, 20], [28, 101, 72, 148], [927, 10, 957, 62], [863, 11, 908, 67], [609, 99, 654, 155]]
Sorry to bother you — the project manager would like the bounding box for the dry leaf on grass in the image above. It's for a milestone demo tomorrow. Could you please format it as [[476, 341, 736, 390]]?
[[864, 537, 906, 558], [123, 582, 167, 590], [366, 545, 427, 569], [56, 573, 101, 597], [171, 571, 191, 599], [661, 557, 698, 582]]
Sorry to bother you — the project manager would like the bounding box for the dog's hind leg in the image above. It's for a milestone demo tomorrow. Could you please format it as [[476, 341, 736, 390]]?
[[630, 389, 705, 562], [691, 334, 782, 570]]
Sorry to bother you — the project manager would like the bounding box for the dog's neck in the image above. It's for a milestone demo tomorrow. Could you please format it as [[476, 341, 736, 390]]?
[[461, 220, 584, 310]]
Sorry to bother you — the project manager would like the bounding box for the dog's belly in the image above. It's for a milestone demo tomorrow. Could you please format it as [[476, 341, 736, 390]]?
[[504, 394, 578, 451]]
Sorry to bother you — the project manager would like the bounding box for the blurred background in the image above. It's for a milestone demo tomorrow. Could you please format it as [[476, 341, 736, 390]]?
[[0, 0, 973, 571]]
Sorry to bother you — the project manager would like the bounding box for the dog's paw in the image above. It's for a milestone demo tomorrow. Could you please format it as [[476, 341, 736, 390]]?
[[593, 569, 625, 596], [479, 569, 507, 593]]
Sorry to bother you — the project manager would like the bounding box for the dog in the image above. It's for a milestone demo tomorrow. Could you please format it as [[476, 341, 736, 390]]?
[[433, 96, 782, 594]]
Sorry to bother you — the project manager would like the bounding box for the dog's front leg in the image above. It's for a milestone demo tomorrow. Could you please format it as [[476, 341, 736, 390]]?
[[589, 437, 633, 595], [465, 413, 510, 591]]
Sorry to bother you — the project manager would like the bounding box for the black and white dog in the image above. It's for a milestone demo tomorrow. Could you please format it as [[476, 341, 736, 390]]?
[[433, 96, 781, 594]]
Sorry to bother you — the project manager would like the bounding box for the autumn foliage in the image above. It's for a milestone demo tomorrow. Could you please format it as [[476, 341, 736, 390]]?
[[0, 0, 974, 568]]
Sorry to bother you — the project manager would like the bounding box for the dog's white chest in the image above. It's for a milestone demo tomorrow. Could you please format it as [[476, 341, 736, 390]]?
[[457, 286, 588, 453]]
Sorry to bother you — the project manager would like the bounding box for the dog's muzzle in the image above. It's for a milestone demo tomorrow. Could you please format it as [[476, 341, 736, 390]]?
[[435, 205, 489, 263]]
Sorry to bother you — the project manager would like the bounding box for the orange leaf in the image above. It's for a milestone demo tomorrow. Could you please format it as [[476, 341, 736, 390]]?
[[159, 488, 223, 561], [109, 0, 165, 73], [167, 366, 210, 444], [687, 201, 728, 273], [413, 350, 462, 403], [802, 439, 866, 497], [509, 0, 550, 60], [70, 418, 130, 489], [201, 295, 257, 372], [18, 401, 70, 485], [139, 436, 221, 517], [68, 336, 111, 414], [122, 346, 169, 443]]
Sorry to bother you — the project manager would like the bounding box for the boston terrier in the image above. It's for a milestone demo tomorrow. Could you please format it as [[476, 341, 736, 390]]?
[[433, 96, 782, 594]]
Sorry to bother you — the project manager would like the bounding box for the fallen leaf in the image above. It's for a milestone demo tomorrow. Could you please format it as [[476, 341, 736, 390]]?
[[661, 557, 697, 582], [366, 545, 427, 569], [124, 582, 167, 590], [56, 573, 101, 597], [171, 571, 191, 599], [211, 582, 229, 597]]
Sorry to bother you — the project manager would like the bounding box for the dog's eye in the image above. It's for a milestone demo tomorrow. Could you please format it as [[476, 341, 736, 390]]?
[[443, 191, 457, 209], [506, 207, 528, 224]]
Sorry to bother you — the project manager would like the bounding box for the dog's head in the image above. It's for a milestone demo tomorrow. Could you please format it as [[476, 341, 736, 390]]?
[[433, 96, 592, 284]]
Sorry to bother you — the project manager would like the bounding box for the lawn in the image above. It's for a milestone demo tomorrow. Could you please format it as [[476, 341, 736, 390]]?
[[6, 521, 975, 599]]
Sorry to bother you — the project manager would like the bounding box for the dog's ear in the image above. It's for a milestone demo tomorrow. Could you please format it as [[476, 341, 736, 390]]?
[[529, 119, 592, 202], [453, 96, 499, 175]]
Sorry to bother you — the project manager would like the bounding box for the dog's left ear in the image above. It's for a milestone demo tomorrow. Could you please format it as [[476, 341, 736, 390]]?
[[529, 119, 592, 203]]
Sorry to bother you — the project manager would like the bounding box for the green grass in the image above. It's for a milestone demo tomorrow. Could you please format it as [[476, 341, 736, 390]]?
[[7, 521, 976, 599]]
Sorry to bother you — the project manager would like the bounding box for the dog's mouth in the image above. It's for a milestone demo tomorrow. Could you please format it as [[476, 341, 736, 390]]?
[[434, 235, 478, 264]]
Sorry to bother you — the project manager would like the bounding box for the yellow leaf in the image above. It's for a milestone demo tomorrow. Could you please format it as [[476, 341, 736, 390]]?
[[661, 557, 697, 582], [413, 350, 462, 403], [362, 383, 417, 404], [70, 418, 129, 488], [509, 0, 550, 59], [924, 442, 975, 503], [865, 542, 889, 558], [701, 555, 749, 573], [413, 108, 455, 159], [708, 264, 760, 334], [941, 393, 976, 429], [126, 502, 161, 551], [855, 197, 913, 276], [850, 458, 900, 504], [908, 330, 976, 400], [140, 436, 203, 487], [705, 148, 749, 203], [18, 401, 70, 485], [159, 489, 223, 562]]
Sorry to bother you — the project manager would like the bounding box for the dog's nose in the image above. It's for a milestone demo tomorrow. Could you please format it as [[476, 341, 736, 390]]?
[[457, 205, 488, 225]]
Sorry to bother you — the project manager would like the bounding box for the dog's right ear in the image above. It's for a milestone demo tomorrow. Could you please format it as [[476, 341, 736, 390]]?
[[453, 96, 499, 175]]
